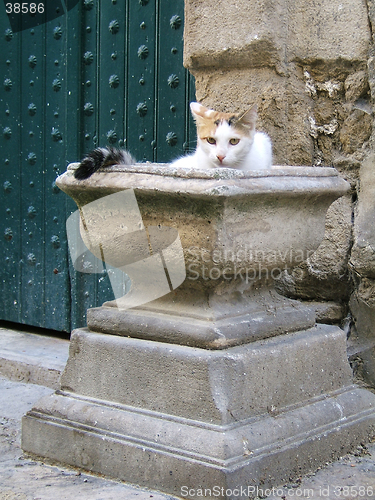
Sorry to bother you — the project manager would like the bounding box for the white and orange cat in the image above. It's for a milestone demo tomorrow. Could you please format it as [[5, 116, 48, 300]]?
[[172, 102, 272, 170], [74, 102, 272, 179]]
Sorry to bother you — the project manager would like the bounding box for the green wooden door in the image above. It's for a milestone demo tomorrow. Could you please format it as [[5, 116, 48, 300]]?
[[0, 0, 195, 332]]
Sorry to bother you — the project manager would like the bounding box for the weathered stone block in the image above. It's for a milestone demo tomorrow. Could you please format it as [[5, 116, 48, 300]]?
[[287, 0, 370, 64], [58, 326, 353, 424], [345, 71, 370, 101], [349, 155, 375, 382], [184, 0, 370, 71], [340, 110, 372, 155], [184, 0, 287, 71], [351, 154, 375, 277], [349, 278, 375, 386], [350, 278, 375, 339]]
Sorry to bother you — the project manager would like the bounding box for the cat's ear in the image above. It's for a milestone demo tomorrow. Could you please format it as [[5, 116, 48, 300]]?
[[237, 104, 257, 129], [190, 102, 214, 121]]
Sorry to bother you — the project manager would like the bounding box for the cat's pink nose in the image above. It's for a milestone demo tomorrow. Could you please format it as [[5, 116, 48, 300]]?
[[217, 155, 225, 163]]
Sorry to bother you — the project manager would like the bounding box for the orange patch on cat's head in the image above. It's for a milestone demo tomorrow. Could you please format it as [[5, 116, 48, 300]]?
[[190, 102, 258, 139]]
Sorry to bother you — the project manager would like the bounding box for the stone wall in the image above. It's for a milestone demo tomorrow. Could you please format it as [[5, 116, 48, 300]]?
[[184, 0, 375, 385]]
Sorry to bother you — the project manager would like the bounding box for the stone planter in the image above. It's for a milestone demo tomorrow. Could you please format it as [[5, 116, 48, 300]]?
[[22, 164, 375, 499], [60, 164, 345, 348]]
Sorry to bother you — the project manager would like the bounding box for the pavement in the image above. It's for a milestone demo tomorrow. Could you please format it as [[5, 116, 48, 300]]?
[[1, 323, 375, 500]]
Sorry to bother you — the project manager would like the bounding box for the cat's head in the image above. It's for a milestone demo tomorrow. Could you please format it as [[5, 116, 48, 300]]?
[[190, 102, 257, 168]]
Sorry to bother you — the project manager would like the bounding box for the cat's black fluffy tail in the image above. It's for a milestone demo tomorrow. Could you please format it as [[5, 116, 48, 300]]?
[[74, 147, 136, 180]]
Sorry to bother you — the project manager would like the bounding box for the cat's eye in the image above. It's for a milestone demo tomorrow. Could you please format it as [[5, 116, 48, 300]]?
[[229, 138, 240, 145], [206, 137, 216, 145]]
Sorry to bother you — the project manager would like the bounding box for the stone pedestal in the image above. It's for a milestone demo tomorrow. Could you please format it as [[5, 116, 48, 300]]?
[[23, 326, 375, 498], [21, 164, 375, 498]]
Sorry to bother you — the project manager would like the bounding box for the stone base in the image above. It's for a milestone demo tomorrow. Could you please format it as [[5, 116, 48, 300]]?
[[22, 387, 375, 498], [22, 326, 375, 499], [87, 282, 316, 349]]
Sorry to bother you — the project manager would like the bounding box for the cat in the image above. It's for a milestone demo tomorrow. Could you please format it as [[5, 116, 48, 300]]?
[[172, 102, 272, 170], [73, 102, 272, 179]]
